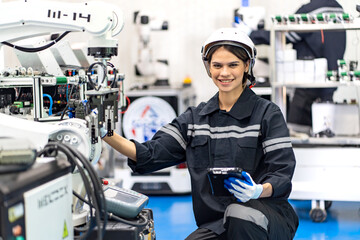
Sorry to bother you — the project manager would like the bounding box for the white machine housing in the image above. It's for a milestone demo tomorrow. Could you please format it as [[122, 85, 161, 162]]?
[[311, 102, 360, 136], [0, 113, 102, 164], [24, 172, 73, 240]]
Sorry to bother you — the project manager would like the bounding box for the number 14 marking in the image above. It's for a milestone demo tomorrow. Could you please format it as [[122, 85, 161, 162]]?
[[47, 10, 91, 23]]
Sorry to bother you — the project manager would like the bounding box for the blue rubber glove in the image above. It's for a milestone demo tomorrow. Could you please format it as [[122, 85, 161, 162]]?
[[100, 126, 107, 139], [224, 171, 263, 203]]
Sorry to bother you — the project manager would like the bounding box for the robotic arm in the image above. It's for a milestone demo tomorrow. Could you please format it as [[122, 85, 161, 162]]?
[[0, 1, 146, 231], [133, 11, 170, 87], [0, 0, 124, 53], [0, 0, 126, 144]]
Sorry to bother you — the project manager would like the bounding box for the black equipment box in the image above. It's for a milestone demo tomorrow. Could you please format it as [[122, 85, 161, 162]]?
[[88, 208, 155, 240], [0, 159, 72, 240]]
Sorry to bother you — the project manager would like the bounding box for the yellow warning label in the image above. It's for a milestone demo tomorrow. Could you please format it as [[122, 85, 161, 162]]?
[[63, 220, 69, 239]]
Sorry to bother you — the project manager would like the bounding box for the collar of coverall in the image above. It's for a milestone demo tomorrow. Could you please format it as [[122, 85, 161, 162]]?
[[199, 87, 257, 120]]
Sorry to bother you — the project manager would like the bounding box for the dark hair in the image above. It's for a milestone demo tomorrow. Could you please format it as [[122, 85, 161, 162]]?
[[207, 44, 250, 84]]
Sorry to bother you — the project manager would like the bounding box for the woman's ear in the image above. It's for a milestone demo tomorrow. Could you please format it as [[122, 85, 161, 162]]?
[[245, 60, 250, 73]]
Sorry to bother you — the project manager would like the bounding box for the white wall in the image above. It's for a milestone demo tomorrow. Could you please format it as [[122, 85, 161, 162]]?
[[2, 0, 358, 105], [111, 0, 312, 104]]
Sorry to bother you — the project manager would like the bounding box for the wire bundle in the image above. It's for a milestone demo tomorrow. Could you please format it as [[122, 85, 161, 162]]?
[[37, 141, 107, 240], [87, 61, 120, 90], [1, 31, 71, 52]]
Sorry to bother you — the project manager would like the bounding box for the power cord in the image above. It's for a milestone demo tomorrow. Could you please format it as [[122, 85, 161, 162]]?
[[37, 142, 107, 240], [1, 31, 71, 53]]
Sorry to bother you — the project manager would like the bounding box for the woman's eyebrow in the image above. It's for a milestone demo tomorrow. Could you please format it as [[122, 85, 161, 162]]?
[[211, 61, 240, 64]]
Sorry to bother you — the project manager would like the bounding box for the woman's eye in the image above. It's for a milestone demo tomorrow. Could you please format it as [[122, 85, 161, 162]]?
[[212, 64, 221, 68], [229, 63, 239, 68]]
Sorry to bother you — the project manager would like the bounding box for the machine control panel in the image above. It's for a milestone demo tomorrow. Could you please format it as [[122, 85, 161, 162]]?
[[103, 185, 149, 219]]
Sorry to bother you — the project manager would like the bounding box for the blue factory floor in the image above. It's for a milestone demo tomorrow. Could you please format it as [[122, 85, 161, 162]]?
[[147, 195, 360, 240]]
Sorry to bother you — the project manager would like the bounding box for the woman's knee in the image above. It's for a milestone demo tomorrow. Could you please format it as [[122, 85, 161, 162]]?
[[223, 203, 269, 232]]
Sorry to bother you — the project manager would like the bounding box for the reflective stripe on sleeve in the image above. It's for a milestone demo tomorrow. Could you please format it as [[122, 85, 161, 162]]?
[[223, 203, 269, 231], [262, 137, 292, 154], [264, 142, 292, 153], [159, 124, 187, 150]]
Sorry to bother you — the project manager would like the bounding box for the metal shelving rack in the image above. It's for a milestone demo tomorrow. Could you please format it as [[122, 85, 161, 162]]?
[[269, 18, 360, 117], [269, 18, 360, 222]]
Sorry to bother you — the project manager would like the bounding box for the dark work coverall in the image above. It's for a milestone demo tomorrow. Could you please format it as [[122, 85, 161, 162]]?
[[250, 0, 346, 126], [128, 87, 299, 239]]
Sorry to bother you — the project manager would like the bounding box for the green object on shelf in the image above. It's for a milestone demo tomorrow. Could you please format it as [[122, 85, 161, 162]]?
[[337, 59, 346, 65], [353, 71, 360, 77], [301, 14, 308, 21], [289, 15, 295, 22], [328, 13, 337, 23], [316, 13, 324, 21], [56, 76, 67, 84], [327, 71, 337, 77]]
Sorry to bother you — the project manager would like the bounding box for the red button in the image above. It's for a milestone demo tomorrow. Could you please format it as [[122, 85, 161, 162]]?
[[12, 225, 22, 236]]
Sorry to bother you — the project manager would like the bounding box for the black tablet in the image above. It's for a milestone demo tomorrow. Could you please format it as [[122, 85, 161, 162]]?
[[207, 167, 243, 196]]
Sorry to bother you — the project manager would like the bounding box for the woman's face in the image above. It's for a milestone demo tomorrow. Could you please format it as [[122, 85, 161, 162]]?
[[209, 46, 249, 94]]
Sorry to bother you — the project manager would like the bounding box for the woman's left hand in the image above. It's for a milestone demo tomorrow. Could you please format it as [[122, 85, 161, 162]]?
[[224, 171, 263, 203]]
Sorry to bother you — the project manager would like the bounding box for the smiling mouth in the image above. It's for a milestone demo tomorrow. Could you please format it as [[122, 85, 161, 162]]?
[[218, 79, 233, 83]]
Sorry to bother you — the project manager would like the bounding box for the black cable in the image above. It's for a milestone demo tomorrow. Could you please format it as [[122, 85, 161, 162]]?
[[73, 190, 149, 227], [38, 142, 106, 240], [87, 62, 107, 91], [63, 146, 104, 240], [60, 104, 68, 120], [108, 212, 149, 227], [73, 190, 105, 239], [73, 190, 90, 205], [73, 180, 148, 228], [1, 31, 71, 53], [56, 109, 68, 116], [62, 143, 107, 239], [60, 85, 75, 120], [39, 142, 149, 238], [65, 148, 107, 238], [38, 144, 96, 239]]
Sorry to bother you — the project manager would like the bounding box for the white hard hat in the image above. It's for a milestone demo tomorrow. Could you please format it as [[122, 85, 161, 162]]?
[[201, 28, 257, 85]]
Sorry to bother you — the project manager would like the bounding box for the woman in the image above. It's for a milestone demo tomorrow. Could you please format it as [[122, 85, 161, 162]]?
[[103, 28, 299, 239]]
